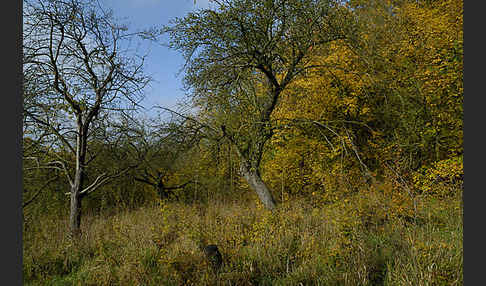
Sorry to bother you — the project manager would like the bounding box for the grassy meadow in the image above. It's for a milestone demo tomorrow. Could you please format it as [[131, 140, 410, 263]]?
[[23, 181, 463, 285], [22, 0, 463, 285]]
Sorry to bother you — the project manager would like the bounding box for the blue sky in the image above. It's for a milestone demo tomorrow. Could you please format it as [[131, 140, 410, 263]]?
[[102, 0, 214, 114]]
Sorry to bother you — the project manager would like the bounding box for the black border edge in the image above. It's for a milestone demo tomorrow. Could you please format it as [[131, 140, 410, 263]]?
[[463, 0, 479, 285], [5, 0, 23, 285]]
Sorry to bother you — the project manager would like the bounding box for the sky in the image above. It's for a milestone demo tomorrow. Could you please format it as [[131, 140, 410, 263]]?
[[101, 0, 214, 114]]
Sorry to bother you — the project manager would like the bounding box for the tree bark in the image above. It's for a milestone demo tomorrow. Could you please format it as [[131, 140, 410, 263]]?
[[69, 162, 85, 238], [70, 123, 86, 239], [69, 183, 82, 239], [239, 160, 276, 210], [222, 125, 277, 211]]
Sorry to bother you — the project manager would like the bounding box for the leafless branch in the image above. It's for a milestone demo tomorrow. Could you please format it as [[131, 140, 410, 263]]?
[[23, 175, 60, 208]]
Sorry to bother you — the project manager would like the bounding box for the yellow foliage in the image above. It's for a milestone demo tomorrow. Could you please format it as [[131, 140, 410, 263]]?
[[412, 155, 463, 197]]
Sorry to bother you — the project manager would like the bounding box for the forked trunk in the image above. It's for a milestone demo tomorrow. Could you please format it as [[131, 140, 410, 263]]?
[[239, 161, 276, 210]]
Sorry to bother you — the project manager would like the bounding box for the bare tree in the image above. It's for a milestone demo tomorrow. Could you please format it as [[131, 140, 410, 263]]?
[[23, 0, 150, 238], [128, 115, 203, 200]]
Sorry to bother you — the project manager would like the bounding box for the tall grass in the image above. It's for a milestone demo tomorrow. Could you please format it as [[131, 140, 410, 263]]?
[[23, 183, 463, 285]]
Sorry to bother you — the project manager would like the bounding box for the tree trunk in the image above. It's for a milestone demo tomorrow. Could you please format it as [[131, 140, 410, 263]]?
[[70, 123, 86, 239], [69, 164, 86, 239], [157, 182, 169, 199], [69, 184, 82, 239], [239, 161, 276, 210]]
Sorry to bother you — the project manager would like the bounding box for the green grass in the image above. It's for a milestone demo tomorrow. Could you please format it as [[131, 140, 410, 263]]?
[[23, 184, 463, 285]]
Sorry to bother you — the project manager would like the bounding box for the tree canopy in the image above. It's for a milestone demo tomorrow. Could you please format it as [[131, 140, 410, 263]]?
[[23, 0, 463, 229]]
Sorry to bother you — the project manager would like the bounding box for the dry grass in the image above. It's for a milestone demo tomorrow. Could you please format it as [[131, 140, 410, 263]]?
[[23, 183, 463, 285]]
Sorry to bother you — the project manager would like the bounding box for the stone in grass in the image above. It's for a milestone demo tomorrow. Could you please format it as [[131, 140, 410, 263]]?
[[203, 244, 223, 273]]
